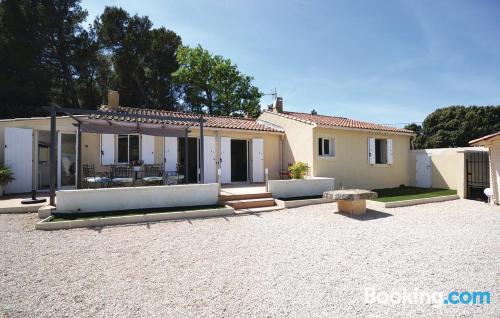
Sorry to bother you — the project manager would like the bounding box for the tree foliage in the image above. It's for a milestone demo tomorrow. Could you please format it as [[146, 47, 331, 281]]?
[[405, 106, 500, 149], [0, 1, 262, 118], [173, 45, 262, 117]]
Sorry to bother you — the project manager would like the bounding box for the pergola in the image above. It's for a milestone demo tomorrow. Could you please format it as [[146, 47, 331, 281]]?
[[47, 106, 207, 206]]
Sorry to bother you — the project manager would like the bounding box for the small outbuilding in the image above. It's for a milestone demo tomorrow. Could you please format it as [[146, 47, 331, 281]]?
[[470, 131, 500, 205]]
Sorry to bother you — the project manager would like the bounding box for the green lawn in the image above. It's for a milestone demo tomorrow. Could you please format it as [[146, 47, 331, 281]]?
[[50, 205, 226, 222], [372, 187, 457, 203]]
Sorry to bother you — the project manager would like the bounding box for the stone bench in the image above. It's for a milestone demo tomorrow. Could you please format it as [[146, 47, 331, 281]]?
[[323, 189, 378, 215]]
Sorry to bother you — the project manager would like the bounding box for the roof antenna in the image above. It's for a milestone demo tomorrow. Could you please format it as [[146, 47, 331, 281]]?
[[263, 88, 277, 101]]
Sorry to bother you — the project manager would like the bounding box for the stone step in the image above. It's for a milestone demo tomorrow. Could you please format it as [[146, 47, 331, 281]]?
[[223, 197, 276, 210], [219, 192, 272, 201]]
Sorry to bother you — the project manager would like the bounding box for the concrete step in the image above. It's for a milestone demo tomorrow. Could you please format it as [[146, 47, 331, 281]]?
[[223, 197, 276, 210], [219, 192, 272, 201]]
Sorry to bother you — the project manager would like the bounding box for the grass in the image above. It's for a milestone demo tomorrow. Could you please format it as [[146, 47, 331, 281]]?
[[278, 195, 323, 201], [50, 205, 226, 222], [372, 186, 457, 202]]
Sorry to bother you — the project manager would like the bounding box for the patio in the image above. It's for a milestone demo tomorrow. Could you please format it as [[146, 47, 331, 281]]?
[[0, 199, 498, 317]]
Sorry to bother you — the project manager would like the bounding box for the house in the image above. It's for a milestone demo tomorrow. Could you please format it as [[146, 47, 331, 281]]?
[[469, 131, 500, 205], [257, 97, 415, 189], [0, 92, 415, 194], [0, 91, 283, 194]]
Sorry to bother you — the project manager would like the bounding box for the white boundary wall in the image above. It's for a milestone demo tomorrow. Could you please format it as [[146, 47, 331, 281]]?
[[268, 177, 335, 198], [56, 184, 219, 213]]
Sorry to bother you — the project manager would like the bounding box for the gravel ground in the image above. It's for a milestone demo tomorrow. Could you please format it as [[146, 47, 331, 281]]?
[[0, 199, 499, 318]]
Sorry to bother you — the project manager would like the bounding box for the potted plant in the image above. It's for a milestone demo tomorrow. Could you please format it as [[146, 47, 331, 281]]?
[[288, 161, 308, 179], [0, 165, 15, 197], [130, 160, 144, 172]]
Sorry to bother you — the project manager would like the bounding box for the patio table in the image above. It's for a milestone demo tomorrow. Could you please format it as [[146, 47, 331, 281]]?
[[323, 189, 377, 215]]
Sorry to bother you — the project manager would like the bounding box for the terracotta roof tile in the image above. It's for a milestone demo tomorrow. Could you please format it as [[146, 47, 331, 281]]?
[[265, 111, 414, 134], [96, 106, 283, 132]]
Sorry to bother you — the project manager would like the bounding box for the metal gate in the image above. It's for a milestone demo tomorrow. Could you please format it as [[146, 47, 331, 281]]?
[[465, 151, 490, 202]]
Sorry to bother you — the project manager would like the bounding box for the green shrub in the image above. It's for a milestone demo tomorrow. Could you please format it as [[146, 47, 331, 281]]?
[[0, 165, 15, 186], [288, 162, 308, 179]]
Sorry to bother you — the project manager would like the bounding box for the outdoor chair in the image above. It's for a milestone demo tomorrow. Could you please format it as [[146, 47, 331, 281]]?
[[82, 164, 112, 188], [111, 165, 134, 186], [143, 164, 164, 185], [165, 171, 179, 185]]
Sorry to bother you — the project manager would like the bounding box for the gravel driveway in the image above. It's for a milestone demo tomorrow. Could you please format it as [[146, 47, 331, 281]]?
[[0, 200, 498, 317]]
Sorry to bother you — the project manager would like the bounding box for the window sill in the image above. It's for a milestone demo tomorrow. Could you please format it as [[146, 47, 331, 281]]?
[[370, 163, 391, 167], [318, 155, 336, 160]]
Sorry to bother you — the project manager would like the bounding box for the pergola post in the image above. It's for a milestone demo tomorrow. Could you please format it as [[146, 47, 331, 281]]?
[[76, 123, 82, 189], [199, 115, 204, 184], [49, 106, 57, 206], [184, 127, 189, 184]]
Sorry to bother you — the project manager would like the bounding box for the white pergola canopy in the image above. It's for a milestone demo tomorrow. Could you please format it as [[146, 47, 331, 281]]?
[[47, 106, 207, 206], [78, 117, 188, 137]]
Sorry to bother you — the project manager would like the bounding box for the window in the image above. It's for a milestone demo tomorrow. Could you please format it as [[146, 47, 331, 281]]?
[[117, 134, 140, 163], [318, 138, 335, 157], [375, 139, 388, 164], [368, 138, 393, 165]]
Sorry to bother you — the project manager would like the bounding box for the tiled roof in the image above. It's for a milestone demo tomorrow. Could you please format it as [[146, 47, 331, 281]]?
[[469, 131, 500, 145], [96, 106, 283, 132], [265, 111, 414, 134]]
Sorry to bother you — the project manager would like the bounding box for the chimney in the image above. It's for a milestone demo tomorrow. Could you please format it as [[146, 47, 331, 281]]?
[[273, 97, 283, 113], [107, 90, 119, 110]]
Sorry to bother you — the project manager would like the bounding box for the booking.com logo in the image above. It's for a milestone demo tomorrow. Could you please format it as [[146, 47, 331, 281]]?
[[364, 288, 491, 308]]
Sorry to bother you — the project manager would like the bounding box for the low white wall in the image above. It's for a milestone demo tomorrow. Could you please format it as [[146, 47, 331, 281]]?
[[268, 177, 335, 198], [56, 184, 219, 213]]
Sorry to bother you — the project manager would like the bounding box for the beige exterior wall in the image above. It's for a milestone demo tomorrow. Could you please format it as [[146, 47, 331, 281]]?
[[187, 128, 282, 181], [258, 112, 314, 171], [409, 147, 488, 199], [258, 111, 414, 190], [489, 142, 500, 204], [312, 127, 412, 189], [0, 117, 77, 190], [471, 136, 500, 205]]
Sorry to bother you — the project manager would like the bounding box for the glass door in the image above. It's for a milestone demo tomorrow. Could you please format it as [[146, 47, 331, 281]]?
[[58, 132, 77, 189]]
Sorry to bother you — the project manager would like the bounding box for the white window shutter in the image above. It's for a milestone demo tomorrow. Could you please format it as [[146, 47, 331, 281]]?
[[387, 139, 393, 164], [141, 135, 155, 164], [164, 137, 178, 171], [368, 138, 375, 164], [101, 134, 115, 165]]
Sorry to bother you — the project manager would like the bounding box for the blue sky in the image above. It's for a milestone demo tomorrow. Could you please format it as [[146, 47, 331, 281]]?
[[82, 0, 500, 126]]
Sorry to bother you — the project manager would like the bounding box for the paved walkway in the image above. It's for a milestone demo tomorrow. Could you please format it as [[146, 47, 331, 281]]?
[[0, 194, 48, 213]]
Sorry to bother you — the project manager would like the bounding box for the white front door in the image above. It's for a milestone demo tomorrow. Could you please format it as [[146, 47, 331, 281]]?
[[203, 136, 216, 183], [220, 137, 231, 183], [4, 127, 33, 194], [416, 154, 431, 188], [58, 132, 77, 189], [252, 138, 264, 182], [164, 137, 178, 171]]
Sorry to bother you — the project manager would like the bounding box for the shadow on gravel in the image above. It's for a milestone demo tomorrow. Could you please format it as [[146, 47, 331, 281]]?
[[335, 209, 393, 221]]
